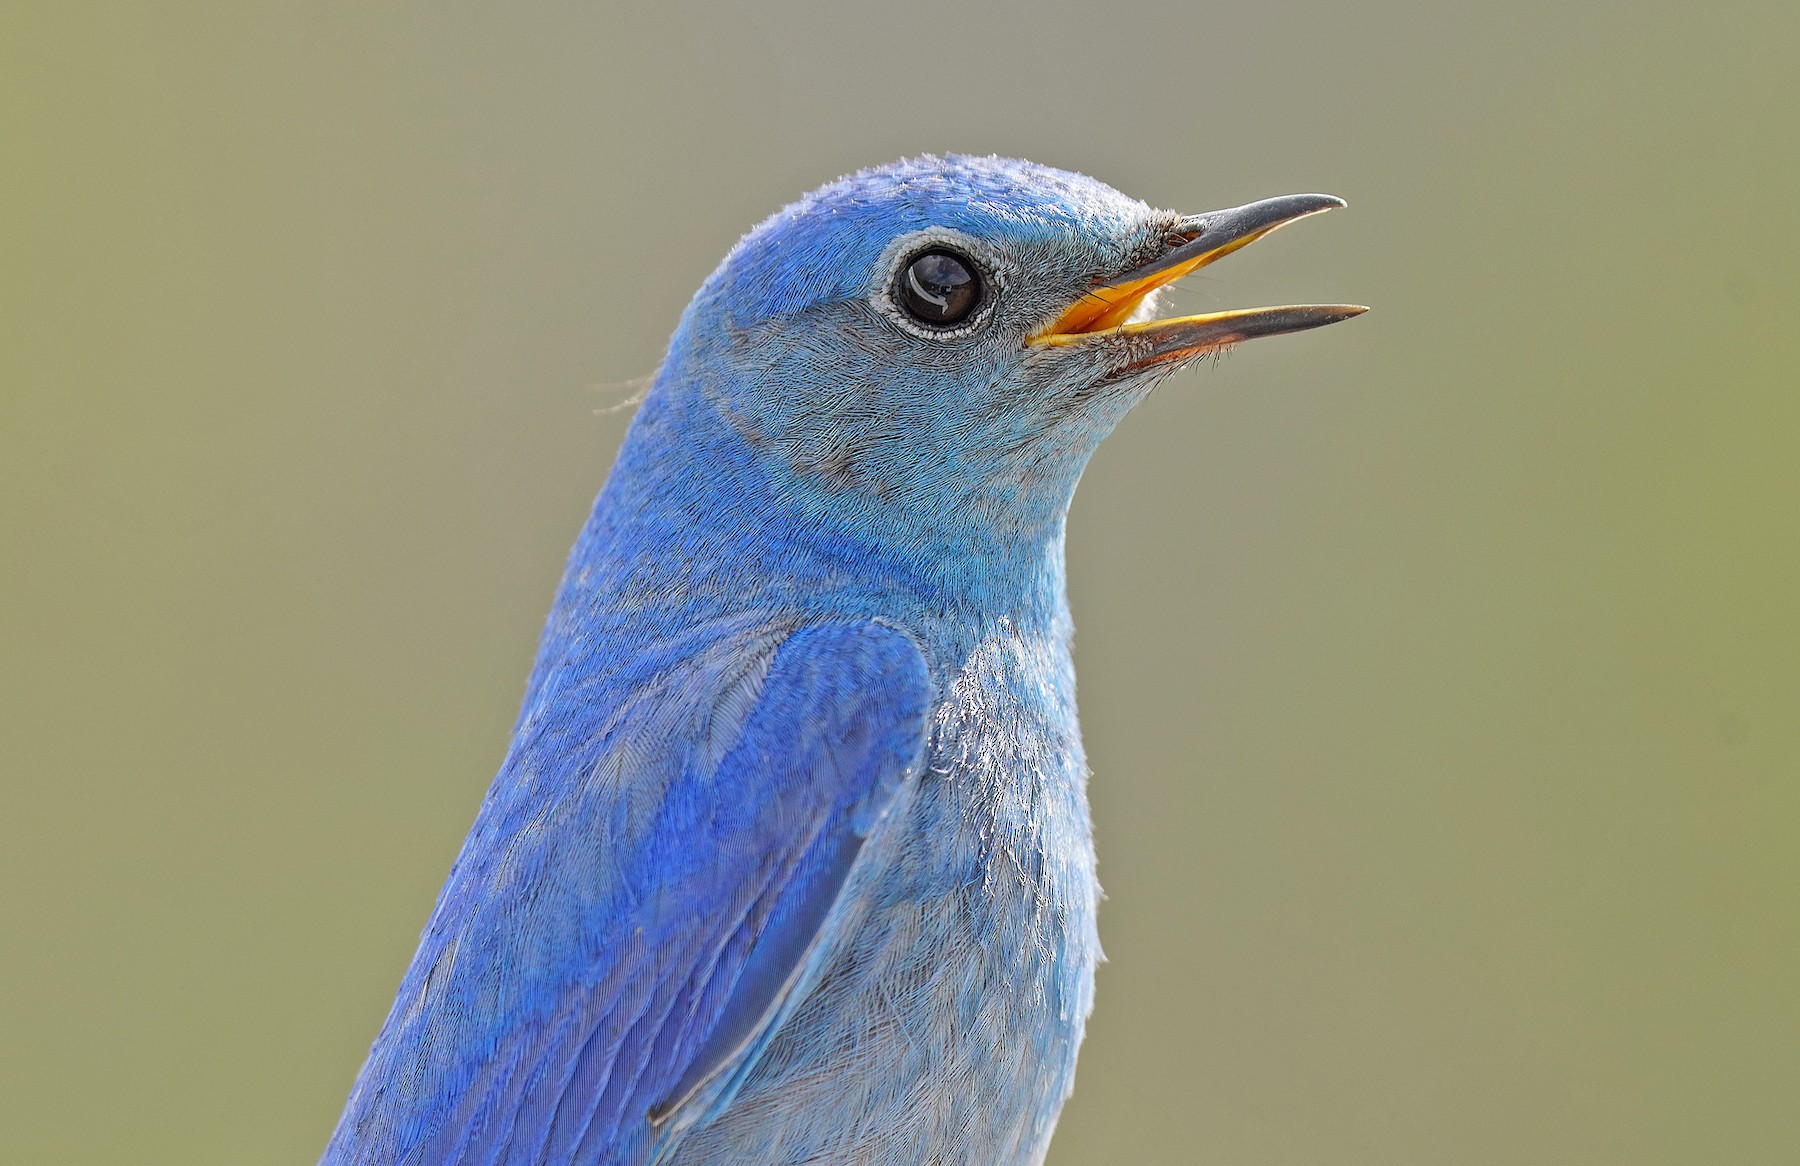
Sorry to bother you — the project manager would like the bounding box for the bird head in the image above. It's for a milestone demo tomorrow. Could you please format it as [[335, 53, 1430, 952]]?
[[642, 155, 1362, 590]]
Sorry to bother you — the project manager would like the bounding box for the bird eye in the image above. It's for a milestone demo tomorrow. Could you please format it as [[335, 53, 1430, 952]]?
[[897, 249, 983, 328]]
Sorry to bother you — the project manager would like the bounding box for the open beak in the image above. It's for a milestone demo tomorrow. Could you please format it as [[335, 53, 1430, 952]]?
[[1030, 193, 1365, 371]]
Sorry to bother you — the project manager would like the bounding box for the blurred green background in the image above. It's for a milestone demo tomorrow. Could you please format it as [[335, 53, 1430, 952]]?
[[3, 2, 1796, 1163]]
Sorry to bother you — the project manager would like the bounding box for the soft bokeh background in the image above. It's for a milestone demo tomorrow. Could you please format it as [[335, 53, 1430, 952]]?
[[4, 2, 1796, 1162]]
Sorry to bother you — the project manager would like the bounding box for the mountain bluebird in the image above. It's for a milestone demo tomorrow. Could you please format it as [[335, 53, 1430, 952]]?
[[322, 155, 1361, 1166]]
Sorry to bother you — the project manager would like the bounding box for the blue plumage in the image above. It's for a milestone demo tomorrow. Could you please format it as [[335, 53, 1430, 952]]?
[[322, 155, 1359, 1165]]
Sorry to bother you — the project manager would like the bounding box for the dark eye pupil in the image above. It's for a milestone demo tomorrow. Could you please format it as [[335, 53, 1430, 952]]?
[[899, 249, 981, 327]]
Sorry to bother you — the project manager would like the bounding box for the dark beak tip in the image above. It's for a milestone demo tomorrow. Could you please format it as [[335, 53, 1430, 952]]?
[[1282, 303, 1369, 330], [1275, 192, 1347, 220], [1294, 304, 1370, 332]]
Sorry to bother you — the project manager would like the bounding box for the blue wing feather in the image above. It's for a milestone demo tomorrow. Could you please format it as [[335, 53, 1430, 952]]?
[[321, 620, 931, 1166]]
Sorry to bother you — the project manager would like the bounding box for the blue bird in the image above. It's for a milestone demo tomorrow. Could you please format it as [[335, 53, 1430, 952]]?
[[322, 155, 1361, 1166]]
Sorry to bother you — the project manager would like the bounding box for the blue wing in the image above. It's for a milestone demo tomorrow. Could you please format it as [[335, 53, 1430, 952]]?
[[321, 619, 932, 1166]]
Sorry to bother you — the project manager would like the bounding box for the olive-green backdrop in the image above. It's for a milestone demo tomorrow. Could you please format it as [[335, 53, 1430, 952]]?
[[3, 3, 1795, 1163]]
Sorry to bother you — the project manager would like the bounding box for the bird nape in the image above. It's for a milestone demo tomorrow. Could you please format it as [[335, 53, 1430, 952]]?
[[320, 155, 1362, 1166]]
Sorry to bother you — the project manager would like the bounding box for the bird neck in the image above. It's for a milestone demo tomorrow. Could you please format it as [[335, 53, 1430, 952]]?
[[563, 381, 1075, 640]]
